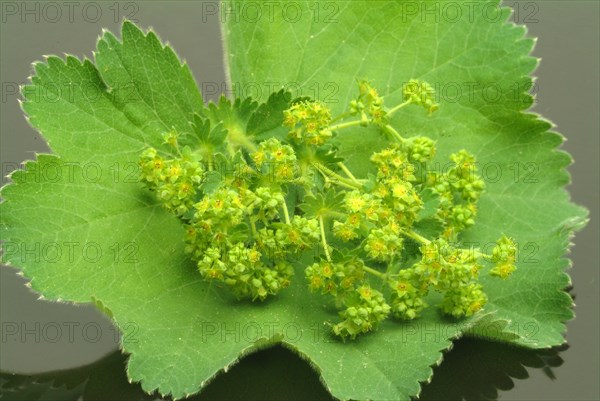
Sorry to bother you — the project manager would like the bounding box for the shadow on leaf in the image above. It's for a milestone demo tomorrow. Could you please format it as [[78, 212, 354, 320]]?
[[0, 337, 564, 401], [416, 337, 565, 401]]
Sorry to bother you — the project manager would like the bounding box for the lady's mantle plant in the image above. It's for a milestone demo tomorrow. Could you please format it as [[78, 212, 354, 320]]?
[[139, 79, 517, 339], [0, 2, 587, 401]]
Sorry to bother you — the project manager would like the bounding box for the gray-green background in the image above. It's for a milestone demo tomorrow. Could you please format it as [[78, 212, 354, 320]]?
[[1, 1, 598, 400]]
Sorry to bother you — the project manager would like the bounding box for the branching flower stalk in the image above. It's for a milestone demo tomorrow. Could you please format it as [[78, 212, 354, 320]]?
[[139, 79, 517, 340]]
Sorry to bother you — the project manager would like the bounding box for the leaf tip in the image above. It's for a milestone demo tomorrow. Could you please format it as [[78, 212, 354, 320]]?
[[122, 19, 146, 39]]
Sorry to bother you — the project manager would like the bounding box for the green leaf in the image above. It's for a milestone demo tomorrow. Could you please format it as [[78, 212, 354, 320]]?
[[199, 91, 292, 154], [1, 1, 588, 399], [222, 0, 587, 398], [300, 190, 344, 219], [246, 89, 292, 139], [204, 96, 257, 132], [2, 22, 248, 399], [190, 114, 227, 152], [4, 21, 462, 401]]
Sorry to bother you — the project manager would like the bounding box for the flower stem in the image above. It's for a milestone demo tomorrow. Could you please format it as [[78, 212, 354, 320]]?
[[473, 250, 493, 260], [282, 198, 291, 225], [319, 216, 332, 262], [401, 229, 431, 245], [207, 153, 214, 171], [363, 265, 386, 279], [313, 162, 363, 190], [386, 255, 396, 274], [386, 100, 411, 117], [383, 124, 406, 144], [249, 218, 258, 238], [329, 119, 363, 131], [337, 162, 361, 184], [330, 111, 353, 123], [322, 175, 357, 190]]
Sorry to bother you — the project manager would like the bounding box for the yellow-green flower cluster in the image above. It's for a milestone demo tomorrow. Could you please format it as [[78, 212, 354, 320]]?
[[251, 138, 298, 183], [440, 283, 487, 318], [305, 258, 366, 299], [184, 183, 320, 300], [364, 227, 403, 262], [406, 137, 436, 163], [370, 145, 424, 226], [332, 190, 385, 243], [138, 80, 518, 340], [429, 149, 486, 238], [389, 269, 427, 320], [276, 216, 321, 252], [138, 146, 204, 216], [489, 235, 517, 279], [283, 100, 332, 146], [195, 241, 293, 300], [350, 80, 387, 125], [416, 240, 482, 288], [301, 101, 512, 331], [415, 240, 485, 315], [403, 79, 439, 113], [140, 133, 321, 301], [332, 285, 391, 339]]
